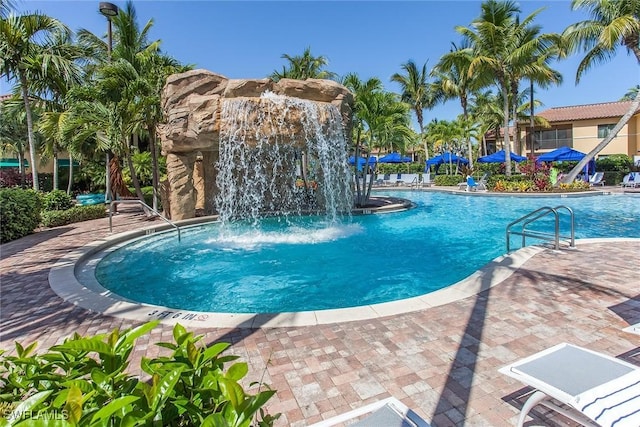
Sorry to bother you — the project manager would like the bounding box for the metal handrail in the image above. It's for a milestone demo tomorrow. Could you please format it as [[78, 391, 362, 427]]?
[[109, 199, 181, 242], [506, 205, 575, 253]]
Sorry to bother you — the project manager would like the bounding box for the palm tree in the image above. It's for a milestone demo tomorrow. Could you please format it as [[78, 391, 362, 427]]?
[[434, 40, 487, 168], [270, 47, 337, 81], [621, 85, 640, 101], [341, 73, 384, 205], [469, 90, 503, 156], [390, 60, 438, 161], [560, 0, 640, 183], [457, 1, 559, 176], [0, 12, 78, 190]]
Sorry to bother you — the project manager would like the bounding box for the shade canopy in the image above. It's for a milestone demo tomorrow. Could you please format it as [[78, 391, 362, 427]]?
[[425, 153, 469, 166], [477, 150, 527, 163], [537, 146, 596, 179], [348, 156, 377, 166], [537, 146, 586, 162], [0, 158, 29, 168], [378, 152, 412, 163]]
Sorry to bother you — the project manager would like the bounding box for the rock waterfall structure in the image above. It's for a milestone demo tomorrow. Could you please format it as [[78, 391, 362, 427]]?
[[159, 69, 354, 221]]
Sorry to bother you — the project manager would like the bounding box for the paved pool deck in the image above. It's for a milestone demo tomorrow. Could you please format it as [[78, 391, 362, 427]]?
[[1, 191, 639, 426]]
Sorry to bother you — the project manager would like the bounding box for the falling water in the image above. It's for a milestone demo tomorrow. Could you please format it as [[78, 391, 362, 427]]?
[[215, 91, 353, 224]]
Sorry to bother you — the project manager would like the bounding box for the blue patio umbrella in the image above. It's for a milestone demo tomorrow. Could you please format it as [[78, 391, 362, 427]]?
[[425, 153, 469, 166], [348, 155, 377, 172], [378, 152, 412, 163], [537, 146, 586, 162], [537, 146, 595, 179], [477, 150, 527, 163]]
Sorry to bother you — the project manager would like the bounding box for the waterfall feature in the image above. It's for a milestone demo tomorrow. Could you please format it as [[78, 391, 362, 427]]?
[[215, 92, 353, 223]]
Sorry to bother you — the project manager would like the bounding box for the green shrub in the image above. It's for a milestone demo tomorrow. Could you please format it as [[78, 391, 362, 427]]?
[[41, 204, 106, 228], [0, 188, 42, 243], [41, 189, 75, 211], [0, 322, 279, 426], [376, 162, 423, 174], [434, 174, 466, 186], [596, 154, 632, 172]]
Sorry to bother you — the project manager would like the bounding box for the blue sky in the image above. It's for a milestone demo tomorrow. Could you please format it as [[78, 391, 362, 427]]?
[[3, 0, 639, 125]]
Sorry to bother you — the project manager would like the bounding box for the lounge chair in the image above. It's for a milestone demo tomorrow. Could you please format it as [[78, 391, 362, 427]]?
[[307, 397, 431, 427], [465, 176, 486, 191], [620, 172, 639, 188], [589, 172, 605, 186], [499, 343, 640, 427], [420, 171, 433, 187]]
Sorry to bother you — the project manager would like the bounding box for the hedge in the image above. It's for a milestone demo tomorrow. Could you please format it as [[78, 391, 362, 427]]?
[[41, 204, 107, 228], [0, 188, 42, 243]]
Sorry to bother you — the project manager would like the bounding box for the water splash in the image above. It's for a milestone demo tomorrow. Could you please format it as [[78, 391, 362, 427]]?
[[204, 223, 363, 251], [215, 92, 353, 224]]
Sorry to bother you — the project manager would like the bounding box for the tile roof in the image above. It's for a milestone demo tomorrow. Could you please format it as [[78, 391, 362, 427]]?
[[538, 101, 640, 122]]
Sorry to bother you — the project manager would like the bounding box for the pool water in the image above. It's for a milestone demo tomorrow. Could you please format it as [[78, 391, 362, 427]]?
[[95, 193, 640, 313]]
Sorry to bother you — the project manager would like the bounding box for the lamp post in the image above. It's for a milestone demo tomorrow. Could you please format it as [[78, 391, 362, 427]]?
[[99, 2, 118, 203]]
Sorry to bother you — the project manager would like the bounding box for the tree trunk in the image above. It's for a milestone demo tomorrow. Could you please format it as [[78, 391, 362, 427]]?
[[18, 152, 26, 187], [502, 82, 512, 176], [53, 149, 59, 190], [19, 73, 39, 191], [561, 89, 640, 184], [67, 154, 74, 195], [149, 125, 160, 211], [124, 140, 149, 215]]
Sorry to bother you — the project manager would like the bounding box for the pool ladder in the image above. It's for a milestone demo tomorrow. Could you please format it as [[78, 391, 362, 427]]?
[[506, 206, 575, 253], [109, 199, 181, 242]]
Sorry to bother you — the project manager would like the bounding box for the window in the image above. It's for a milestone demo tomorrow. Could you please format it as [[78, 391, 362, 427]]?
[[597, 124, 616, 138], [529, 125, 573, 150]]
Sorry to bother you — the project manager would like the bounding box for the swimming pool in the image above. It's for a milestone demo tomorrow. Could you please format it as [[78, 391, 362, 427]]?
[[94, 192, 640, 313]]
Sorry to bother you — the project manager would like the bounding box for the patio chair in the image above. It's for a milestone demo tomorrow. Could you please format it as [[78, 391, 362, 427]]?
[[620, 173, 637, 188], [588, 172, 605, 186], [465, 176, 486, 192], [499, 343, 640, 427], [307, 397, 431, 427], [420, 171, 433, 187]]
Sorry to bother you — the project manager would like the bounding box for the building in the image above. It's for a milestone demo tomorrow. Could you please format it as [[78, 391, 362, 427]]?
[[527, 100, 640, 161], [485, 100, 640, 161]]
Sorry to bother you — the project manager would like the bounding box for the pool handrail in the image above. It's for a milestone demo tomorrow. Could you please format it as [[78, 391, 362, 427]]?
[[109, 199, 181, 242], [506, 205, 575, 253]]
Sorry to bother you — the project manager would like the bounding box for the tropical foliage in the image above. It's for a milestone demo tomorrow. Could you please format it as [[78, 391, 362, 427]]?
[[0, 322, 279, 426]]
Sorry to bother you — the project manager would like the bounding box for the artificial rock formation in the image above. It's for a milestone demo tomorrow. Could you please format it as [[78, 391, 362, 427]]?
[[158, 69, 353, 220]]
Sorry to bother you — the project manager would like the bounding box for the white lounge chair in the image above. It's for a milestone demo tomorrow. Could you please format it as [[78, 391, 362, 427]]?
[[420, 171, 433, 187], [589, 172, 605, 186], [620, 172, 640, 188], [308, 397, 431, 427], [499, 343, 640, 427]]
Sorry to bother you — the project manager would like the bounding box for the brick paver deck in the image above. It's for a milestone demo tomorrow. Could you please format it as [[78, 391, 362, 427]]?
[[1, 210, 639, 426]]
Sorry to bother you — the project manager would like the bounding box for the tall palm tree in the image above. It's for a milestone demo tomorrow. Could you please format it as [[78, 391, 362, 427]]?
[[390, 60, 438, 161], [434, 41, 488, 168], [0, 12, 78, 190], [457, 1, 558, 175], [560, 0, 640, 183], [270, 47, 337, 81], [507, 11, 562, 157]]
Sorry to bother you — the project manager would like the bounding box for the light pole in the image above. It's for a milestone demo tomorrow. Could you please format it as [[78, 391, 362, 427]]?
[[99, 2, 118, 203]]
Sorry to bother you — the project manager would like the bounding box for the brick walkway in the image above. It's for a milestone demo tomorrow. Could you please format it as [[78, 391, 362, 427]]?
[[1, 211, 639, 426]]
